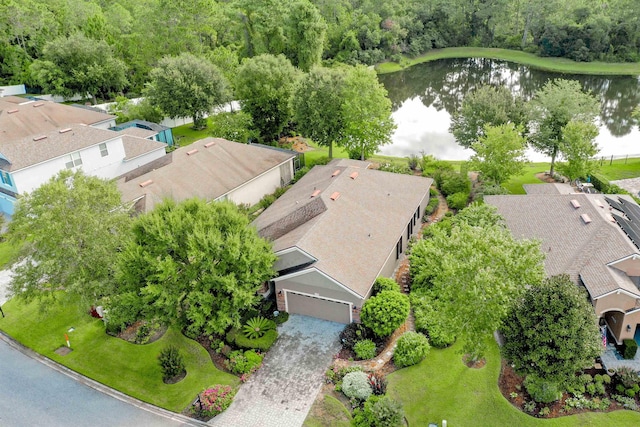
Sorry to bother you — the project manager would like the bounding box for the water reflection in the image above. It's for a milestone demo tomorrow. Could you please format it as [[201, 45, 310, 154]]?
[[378, 59, 640, 161]]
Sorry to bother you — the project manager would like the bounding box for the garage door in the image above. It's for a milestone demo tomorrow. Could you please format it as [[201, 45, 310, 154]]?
[[286, 291, 351, 324]]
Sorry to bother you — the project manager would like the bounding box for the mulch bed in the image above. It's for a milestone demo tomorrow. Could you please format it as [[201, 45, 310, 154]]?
[[195, 335, 232, 373], [116, 320, 167, 344]]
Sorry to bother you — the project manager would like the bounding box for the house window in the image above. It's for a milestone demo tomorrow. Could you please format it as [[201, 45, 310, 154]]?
[[0, 171, 11, 186], [65, 152, 82, 169], [396, 236, 403, 260], [99, 143, 108, 157]]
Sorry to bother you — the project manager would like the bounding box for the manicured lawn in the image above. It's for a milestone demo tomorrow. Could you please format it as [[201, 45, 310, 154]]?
[[502, 163, 548, 194], [172, 119, 214, 147], [387, 339, 640, 426], [598, 157, 640, 181], [376, 47, 640, 76], [0, 295, 238, 412], [303, 394, 352, 427]]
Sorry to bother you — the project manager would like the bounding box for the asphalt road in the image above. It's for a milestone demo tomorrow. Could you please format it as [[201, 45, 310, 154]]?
[[0, 338, 198, 427]]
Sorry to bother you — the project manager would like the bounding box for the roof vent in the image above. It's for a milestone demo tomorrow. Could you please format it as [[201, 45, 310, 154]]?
[[32, 135, 47, 141], [581, 213, 592, 224], [311, 189, 321, 198], [331, 169, 341, 177], [139, 179, 153, 188], [204, 141, 216, 148], [7, 109, 18, 114], [33, 102, 44, 107], [330, 191, 340, 201], [571, 199, 581, 209], [59, 128, 72, 133], [350, 171, 359, 180], [595, 199, 604, 208], [187, 149, 199, 155], [607, 214, 615, 223]]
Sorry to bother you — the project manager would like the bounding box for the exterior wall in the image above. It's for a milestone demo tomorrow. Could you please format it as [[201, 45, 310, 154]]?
[[274, 248, 315, 273], [0, 193, 16, 216], [90, 119, 117, 130], [595, 294, 640, 344], [594, 293, 639, 316], [225, 159, 293, 207], [619, 310, 640, 342], [0, 84, 26, 96]]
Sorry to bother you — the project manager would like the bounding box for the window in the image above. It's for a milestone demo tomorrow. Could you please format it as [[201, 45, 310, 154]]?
[[99, 143, 108, 157], [65, 152, 82, 169], [396, 236, 403, 260], [0, 171, 12, 186]]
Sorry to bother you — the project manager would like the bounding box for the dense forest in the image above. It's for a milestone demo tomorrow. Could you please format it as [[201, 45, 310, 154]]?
[[2, 0, 640, 96]]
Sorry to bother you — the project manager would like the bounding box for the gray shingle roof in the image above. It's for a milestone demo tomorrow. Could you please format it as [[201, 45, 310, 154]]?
[[485, 192, 640, 298], [523, 183, 574, 195], [117, 138, 296, 212], [253, 160, 433, 297]]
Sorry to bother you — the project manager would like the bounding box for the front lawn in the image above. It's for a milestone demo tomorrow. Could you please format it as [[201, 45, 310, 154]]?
[[172, 119, 213, 147], [598, 157, 640, 181], [0, 295, 238, 412], [387, 339, 640, 426]]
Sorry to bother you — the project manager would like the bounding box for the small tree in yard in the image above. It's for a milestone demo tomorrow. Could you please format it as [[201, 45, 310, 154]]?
[[360, 291, 410, 338], [158, 345, 186, 382], [501, 275, 601, 386]]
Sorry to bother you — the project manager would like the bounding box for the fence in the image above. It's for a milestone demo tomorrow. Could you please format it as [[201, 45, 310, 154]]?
[[597, 154, 640, 166]]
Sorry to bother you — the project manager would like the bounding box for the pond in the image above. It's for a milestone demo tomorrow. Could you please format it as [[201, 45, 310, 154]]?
[[377, 58, 640, 162]]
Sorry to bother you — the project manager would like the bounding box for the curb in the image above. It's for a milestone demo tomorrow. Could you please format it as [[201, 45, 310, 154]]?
[[0, 330, 208, 427]]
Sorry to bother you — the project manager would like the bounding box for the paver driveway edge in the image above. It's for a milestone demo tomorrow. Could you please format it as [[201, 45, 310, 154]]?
[[210, 315, 344, 427]]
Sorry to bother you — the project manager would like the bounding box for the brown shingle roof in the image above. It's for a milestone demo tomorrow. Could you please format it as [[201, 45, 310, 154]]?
[[485, 193, 640, 298], [117, 138, 295, 212], [122, 136, 166, 160], [117, 127, 157, 139], [0, 99, 115, 140], [253, 160, 433, 297]]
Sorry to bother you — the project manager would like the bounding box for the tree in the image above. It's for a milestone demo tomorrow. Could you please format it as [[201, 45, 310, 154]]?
[[410, 207, 545, 361], [29, 32, 128, 103], [145, 53, 229, 129], [8, 170, 130, 303], [114, 198, 276, 337], [450, 84, 526, 149], [293, 65, 395, 159], [360, 290, 410, 338], [341, 65, 396, 160], [234, 54, 301, 143], [528, 79, 599, 177], [470, 123, 528, 184], [501, 275, 601, 385], [285, 0, 327, 71], [556, 120, 600, 181]]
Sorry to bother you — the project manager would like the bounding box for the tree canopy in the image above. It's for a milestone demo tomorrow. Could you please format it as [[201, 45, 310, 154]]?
[[145, 53, 230, 129], [113, 198, 276, 337], [555, 120, 600, 181], [501, 274, 601, 385], [8, 170, 130, 303], [410, 203, 545, 360], [470, 123, 528, 185], [360, 290, 410, 338]]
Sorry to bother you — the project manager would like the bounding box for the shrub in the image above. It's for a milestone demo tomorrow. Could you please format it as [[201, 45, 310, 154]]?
[[158, 345, 186, 381], [372, 277, 399, 295], [226, 349, 263, 375], [259, 193, 277, 210], [242, 316, 275, 339], [539, 407, 550, 417], [616, 366, 640, 388], [273, 311, 289, 324], [340, 323, 374, 351], [352, 395, 404, 427], [342, 371, 373, 401], [524, 376, 562, 404], [225, 327, 238, 345], [194, 384, 235, 418], [393, 331, 430, 368], [292, 166, 310, 183], [424, 197, 440, 216], [361, 291, 410, 338], [623, 339, 638, 359], [234, 329, 278, 351], [446, 192, 469, 210], [438, 170, 470, 197], [368, 372, 387, 396], [421, 155, 454, 178], [407, 154, 420, 171], [411, 294, 456, 348], [354, 339, 377, 360]]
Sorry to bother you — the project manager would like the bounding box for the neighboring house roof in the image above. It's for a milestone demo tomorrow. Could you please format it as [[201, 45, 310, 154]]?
[[117, 127, 157, 139], [0, 99, 115, 140], [253, 160, 433, 298], [486, 186, 640, 299], [523, 183, 574, 195], [0, 124, 125, 172], [121, 135, 166, 161], [117, 137, 296, 212]]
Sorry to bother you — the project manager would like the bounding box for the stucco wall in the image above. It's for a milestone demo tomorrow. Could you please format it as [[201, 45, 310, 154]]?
[[225, 160, 293, 207], [594, 292, 639, 315], [274, 269, 364, 310]]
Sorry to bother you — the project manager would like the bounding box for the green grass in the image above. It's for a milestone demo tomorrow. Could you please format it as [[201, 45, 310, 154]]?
[[0, 239, 20, 269], [303, 394, 352, 427], [387, 339, 640, 426], [172, 119, 214, 147], [502, 163, 549, 194], [376, 47, 640, 75], [597, 157, 640, 181], [0, 295, 238, 412]]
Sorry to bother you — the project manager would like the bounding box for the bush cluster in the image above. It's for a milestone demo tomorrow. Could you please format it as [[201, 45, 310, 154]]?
[[340, 323, 376, 351], [354, 339, 377, 360], [622, 339, 638, 359], [352, 395, 404, 427], [524, 376, 562, 404], [194, 384, 235, 418], [446, 192, 469, 210], [393, 332, 430, 368], [226, 349, 263, 375]]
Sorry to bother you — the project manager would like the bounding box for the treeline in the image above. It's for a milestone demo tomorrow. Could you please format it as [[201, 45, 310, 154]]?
[[2, 0, 639, 96]]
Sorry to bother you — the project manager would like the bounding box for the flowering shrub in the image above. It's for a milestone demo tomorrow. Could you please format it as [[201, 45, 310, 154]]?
[[194, 385, 235, 418], [342, 371, 373, 401]]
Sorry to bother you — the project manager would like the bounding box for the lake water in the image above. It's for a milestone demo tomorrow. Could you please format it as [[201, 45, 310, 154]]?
[[377, 58, 640, 162]]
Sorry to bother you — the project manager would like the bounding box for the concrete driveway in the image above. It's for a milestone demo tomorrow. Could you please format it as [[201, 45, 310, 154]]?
[[211, 315, 343, 427]]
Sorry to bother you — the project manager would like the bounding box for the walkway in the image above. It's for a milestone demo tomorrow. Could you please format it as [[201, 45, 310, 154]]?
[[211, 315, 343, 427], [611, 177, 640, 197], [601, 342, 640, 372]]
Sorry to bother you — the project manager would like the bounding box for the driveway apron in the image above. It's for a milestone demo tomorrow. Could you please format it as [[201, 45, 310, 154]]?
[[211, 314, 343, 427]]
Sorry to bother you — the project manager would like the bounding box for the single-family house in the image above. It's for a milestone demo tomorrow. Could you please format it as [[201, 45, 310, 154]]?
[[486, 184, 640, 345], [252, 159, 433, 324], [117, 137, 298, 213], [0, 97, 168, 215]]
